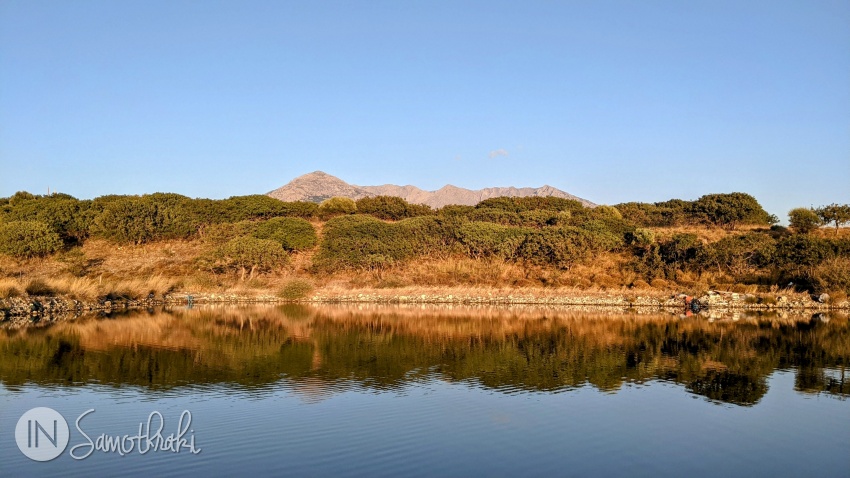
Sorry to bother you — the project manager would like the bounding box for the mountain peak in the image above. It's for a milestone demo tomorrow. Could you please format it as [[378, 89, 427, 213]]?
[[268, 173, 595, 208], [268, 171, 372, 203]]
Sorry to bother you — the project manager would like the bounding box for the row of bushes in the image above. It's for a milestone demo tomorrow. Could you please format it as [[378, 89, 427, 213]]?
[[1, 190, 780, 248], [0, 192, 318, 245], [615, 193, 776, 229], [632, 232, 850, 293], [313, 214, 632, 272]]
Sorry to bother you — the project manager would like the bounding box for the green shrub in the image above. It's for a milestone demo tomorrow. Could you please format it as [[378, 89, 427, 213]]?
[[437, 205, 475, 218], [0, 221, 62, 257], [788, 208, 821, 234], [221, 195, 306, 221], [689, 193, 772, 229], [578, 218, 630, 251], [516, 227, 594, 270], [355, 196, 433, 220], [314, 215, 414, 271], [395, 216, 457, 254], [467, 208, 522, 226], [518, 210, 561, 228], [775, 235, 833, 271], [456, 222, 530, 260], [660, 234, 702, 265], [90, 196, 190, 244], [216, 237, 289, 280], [626, 228, 655, 247], [253, 217, 317, 251], [593, 205, 623, 220], [318, 197, 357, 220], [698, 232, 776, 276], [278, 279, 314, 300], [0, 193, 91, 243], [631, 243, 666, 280], [475, 196, 585, 213]]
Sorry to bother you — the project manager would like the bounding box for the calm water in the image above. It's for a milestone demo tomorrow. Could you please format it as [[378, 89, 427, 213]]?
[[1, 305, 848, 477]]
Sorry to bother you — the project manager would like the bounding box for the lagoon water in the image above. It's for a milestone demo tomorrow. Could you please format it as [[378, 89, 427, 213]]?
[[1, 305, 848, 477]]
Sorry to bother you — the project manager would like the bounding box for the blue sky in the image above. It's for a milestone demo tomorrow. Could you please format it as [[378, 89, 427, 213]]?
[[1, 0, 848, 219]]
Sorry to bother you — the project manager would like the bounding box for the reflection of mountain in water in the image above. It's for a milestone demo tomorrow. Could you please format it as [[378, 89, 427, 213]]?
[[1, 305, 847, 406]]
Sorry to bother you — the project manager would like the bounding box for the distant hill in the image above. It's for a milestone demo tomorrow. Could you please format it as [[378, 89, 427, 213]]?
[[267, 171, 596, 208]]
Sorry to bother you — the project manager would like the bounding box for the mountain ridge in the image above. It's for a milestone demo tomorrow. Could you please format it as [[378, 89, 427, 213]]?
[[267, 171, 596, 208]]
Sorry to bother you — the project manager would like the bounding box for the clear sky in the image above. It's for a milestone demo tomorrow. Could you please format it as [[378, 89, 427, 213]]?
[[1, 0, 848, 220]]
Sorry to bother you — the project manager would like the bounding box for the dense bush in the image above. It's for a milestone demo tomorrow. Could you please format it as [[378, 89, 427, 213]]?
[[689, 193, 773, 229], [253, 217, 318, 251], [355, 196, 433, 220], [466, 208, 522, 226], [455, 222, 531, 260], [0, 221, 63, 257], [476, 196, 585, 213], [90, 196, 190, 244], [314, 215, 415, 271], [516, 227, 595, 269], [221, 195, 309, 221], [278, 279, 315, 300], [0, 194, 91, 243], [788, 208, 821, 234], [318, 197, 357, 220], [697, 233, 776, 275], [617, 194, 772, 229], [775, 235, 834, 271], [518, 210, 562, 228], [577, 218, 632, 251], [437, 205, 475, 217], [395, 216, 457, 255], [660, 234, 703, 266], [215, 237, 288, 279]]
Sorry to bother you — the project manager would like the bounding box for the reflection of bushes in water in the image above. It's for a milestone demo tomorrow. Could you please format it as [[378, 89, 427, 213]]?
[[0, 309, 848, 405], [687, 370, 768, 406], [795, 366, 847, 396]]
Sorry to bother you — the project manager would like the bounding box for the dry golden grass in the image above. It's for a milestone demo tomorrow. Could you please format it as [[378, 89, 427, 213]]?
[[649, 224, 768, 243]]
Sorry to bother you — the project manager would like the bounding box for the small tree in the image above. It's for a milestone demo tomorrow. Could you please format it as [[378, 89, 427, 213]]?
[[788, 208, 821, 234], [218, 237, 288, 280], [815, 203, 850, 231], [689, 193, 771, 229], [0, 221, 62, 258]]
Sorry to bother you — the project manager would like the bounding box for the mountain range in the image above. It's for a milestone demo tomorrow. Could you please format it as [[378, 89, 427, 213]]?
[[267, 171, 595, 208]]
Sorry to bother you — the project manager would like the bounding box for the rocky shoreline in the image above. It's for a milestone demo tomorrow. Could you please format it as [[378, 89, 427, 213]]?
[[2, 288, 847, 324]]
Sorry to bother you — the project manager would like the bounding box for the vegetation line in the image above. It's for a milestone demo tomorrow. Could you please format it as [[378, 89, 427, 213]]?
[[2, 191, 849, 318]]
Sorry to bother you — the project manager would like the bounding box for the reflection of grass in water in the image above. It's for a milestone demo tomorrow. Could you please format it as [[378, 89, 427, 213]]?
[[0, 307, 848, 404]]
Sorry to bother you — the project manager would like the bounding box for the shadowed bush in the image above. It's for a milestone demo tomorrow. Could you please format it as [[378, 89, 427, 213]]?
[[213, 237, 289, 280], [516, 227, 595, 270], [253, 217, 318, 251], [456, 222, 531, 260]]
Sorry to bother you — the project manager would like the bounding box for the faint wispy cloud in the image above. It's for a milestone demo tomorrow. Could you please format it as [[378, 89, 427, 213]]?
[[488, 149, 509, 159]]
